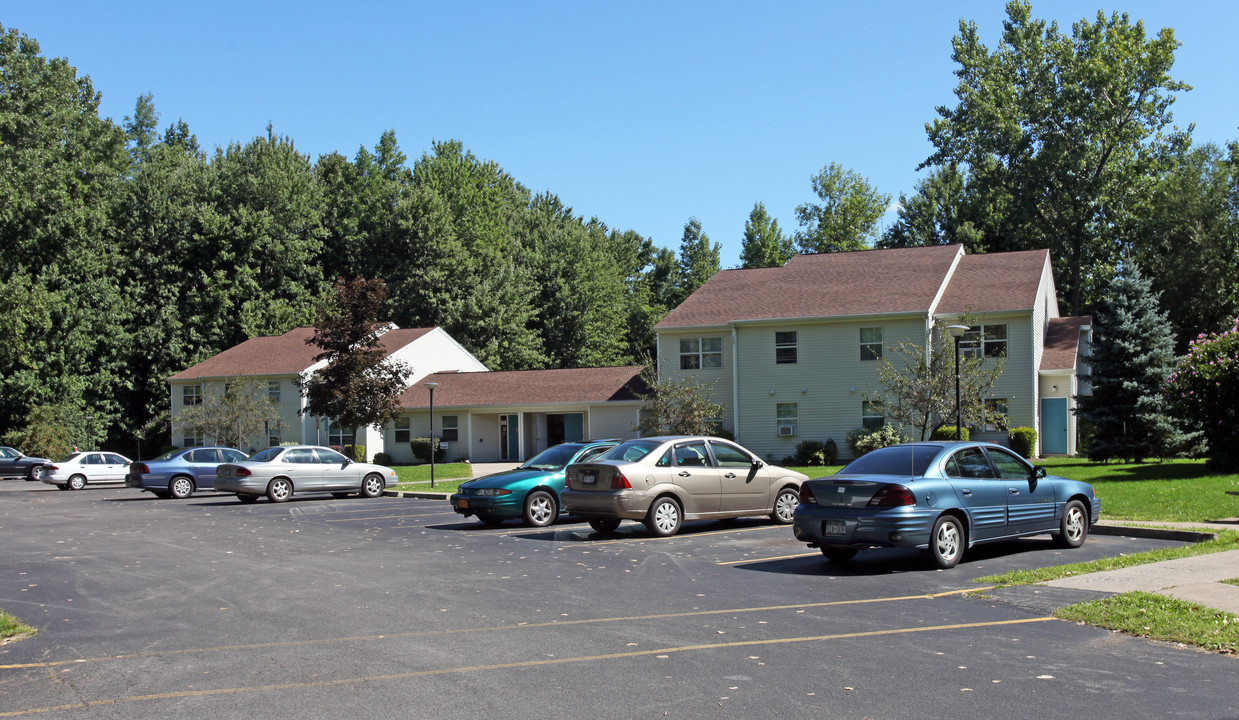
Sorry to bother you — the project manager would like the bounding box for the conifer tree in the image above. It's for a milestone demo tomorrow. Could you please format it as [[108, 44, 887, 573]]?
[[1076, 265, 1185, 462]]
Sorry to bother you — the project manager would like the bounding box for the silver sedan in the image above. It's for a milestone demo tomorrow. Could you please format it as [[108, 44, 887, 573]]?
[[215, 446, 397, 503]]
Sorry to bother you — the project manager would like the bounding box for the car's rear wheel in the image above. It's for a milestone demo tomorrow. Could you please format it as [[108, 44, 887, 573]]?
[[476, 513, 504, 527], [645, 497, 682, 537], [588, 518, 621, 533], [67, 474, 87, 491], [267, 478, 293, 503], [236, 493, 260, 504], [1054, 499, 1089, 548], [821, 547, 858, 563], [28, 466, 43, 481], [360, 473, 384, 499], [523, 490, 558, 527], [927, 514, 964, 569], [770, 487, 800, 524], [169, 475, 194, 499]]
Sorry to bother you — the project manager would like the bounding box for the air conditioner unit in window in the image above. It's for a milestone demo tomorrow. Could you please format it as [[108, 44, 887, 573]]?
[[778, 424, 796, 437]]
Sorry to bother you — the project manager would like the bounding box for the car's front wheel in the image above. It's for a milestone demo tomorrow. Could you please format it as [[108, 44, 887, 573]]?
[[67, 474, 87, 491], [169, 476, 194, 500], [927, 514, 964, 569], [645, 497, 682, 537], [360, 473, 384, 498], [770, 487, 800, 524], [267, 478, 293, 503], [523, 490, 558, 527], [1054, 499, 1089, 548], [28, 466, 43, 481]]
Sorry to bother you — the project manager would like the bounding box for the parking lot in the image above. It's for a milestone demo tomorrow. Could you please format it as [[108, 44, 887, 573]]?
[[2, 480, 1236, 719]]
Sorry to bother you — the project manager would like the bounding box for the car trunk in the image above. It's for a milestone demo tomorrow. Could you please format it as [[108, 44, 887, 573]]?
[[804, 475, 911, 508], [566, 463, 619, 491]]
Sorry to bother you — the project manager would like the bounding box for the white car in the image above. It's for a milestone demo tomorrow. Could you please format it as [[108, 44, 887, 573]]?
[[42, 452, 133, 490]]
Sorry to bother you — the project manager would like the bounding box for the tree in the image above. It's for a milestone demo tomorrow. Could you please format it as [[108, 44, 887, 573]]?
[[172, 378, 280, 450], [869, 319, 1006, 440], [878, 164, 985, 251], [674, 217, 720, 306], [1076, 265, 1186, 462], [635, 367, 724, 437], [793, 163, 890, 254], [299, 277, 413, 438], [740, 202, 793, 268], [1165, 317, 1239, 471], [923, 1, 1190, 315]]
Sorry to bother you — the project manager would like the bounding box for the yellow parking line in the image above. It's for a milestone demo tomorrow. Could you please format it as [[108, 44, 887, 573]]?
[[0, 616, 1053, 717], [717, 551, 820, 565]]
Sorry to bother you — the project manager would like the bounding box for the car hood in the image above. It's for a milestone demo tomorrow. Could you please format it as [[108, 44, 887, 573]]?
[[462, 467, 559, 488]]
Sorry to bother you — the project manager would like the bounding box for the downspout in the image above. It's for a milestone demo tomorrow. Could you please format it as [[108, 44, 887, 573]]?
[[731, 326, 740, 441]]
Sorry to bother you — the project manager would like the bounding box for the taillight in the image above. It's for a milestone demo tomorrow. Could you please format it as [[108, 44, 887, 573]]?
[[868, 484, 916, 507], [135, 463, 150, 474], [610, 472, 631, 489], [236, 467, 251, 477], [799, 484, 817, 504], [47, 465, 60, 471]]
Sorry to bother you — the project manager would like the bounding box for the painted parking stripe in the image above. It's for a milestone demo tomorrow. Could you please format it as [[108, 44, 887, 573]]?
[[717, 551, 821, 565]]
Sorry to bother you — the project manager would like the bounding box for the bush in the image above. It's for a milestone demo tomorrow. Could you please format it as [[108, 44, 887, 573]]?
[[711, 427, 736, 441], [343, 444, 366, 462], [791, 439, 839, 467], [930, 426, 971, 441], [373, 452, 393, 466], [1165, 318, 1239, 471], [846, 424, 910, 457], [824, 438, 839, 465], [410, 437, 445, 463], [1007, 427, 1037, 459]]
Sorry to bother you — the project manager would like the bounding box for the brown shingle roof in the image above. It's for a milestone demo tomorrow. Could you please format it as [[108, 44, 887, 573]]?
[[1041, 316, 1092, 371], [399, 366, 648, 409], [655, 245, 964, 328], [169, 326, 435, 381], [935, 249, 1050, 314]]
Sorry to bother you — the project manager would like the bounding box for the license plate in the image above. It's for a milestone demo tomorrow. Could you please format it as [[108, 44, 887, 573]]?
[[456, 498, 469, 509], [823, 520, 846, 536], [581, 471, 597, 485]]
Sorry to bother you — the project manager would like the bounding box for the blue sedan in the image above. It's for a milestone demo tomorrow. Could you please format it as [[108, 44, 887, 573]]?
[[792, 442, 1099, 568], [125, 446, 250, 499]]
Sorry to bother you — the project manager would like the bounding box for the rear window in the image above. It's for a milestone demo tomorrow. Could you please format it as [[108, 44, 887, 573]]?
[[839, 445, 940, 476], [249, 447, 283, 462], [598, 439, 664, 463]]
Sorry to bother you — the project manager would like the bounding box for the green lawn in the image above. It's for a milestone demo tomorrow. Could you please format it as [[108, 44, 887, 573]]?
[[388, 462, 473, 494], [0, 609, 35, 644]]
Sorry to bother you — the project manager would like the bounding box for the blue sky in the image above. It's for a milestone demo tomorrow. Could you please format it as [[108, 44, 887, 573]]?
[[7, 1, 1237, 266]]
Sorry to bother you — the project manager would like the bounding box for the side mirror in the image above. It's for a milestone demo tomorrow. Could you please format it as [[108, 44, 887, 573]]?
[[1032, 466, 1047, 480]]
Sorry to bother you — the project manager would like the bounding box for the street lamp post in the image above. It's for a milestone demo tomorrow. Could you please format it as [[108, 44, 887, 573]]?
[[425, 381, 439, 488], [947, 325, 969, 440]]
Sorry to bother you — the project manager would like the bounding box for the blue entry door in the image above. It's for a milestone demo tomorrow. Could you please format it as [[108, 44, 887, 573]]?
[[1040, 398, 1068, 455], [500, 414, 521, 460], [563, 413, 584, 443]]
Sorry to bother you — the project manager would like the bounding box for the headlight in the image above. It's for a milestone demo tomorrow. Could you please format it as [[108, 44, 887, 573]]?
[[474, 488, 512, 497]]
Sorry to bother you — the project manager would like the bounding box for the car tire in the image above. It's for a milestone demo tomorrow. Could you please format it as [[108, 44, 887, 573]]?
[[770, 487, 800, 524], [821, 547, 858, 563], [1054, 499, 1089, 548], [237, 493, 260, 504], [67, 474, 87, 491], [476, 513, 504, 527], [644, 496, 682, 537], [523, 490, 558, 528], [927, 514, 965, 569], [28, 466, 43, 481], [169, 476, 194, 500], [588, 518, 621, 534], [267, 478, 293, 503], [360, 473, 384, 499]]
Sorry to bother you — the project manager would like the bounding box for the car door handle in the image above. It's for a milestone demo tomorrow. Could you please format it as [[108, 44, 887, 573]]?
[[724, 472, 736, 478], [678, 471, 691, 477], [961, 489, 972, 497], [1009, 488, 1020, 495]]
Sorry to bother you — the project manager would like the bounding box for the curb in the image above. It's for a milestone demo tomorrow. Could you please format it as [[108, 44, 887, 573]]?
[[1092, 523, 1216, 543]]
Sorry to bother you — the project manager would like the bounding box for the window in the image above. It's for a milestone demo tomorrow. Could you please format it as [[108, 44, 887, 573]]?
[[709, 441, 753, 468], [860, 327, 883, 360], [862, 401, 884, 429], [984, 398, 1009, 432], [946, 447, 994, 478], [679, 337, 723, 370], [188, 449, 220, 464], [183, 429, 203, 448], [442, 415, 459, 442], [674, 441, 710, 467], [776, 403, 798, 436], [962, 324, 1007, 359], [222, 449, 248, 463], [775, 331, 798, 364], [988, 447, 1031, 479], [326, 421, 354, 447], [268, 434, 281, 447], [182, 385, 203, 406], [394, 417, 410, 444], [285, 448, 315, 464], [704, 416, 725, 435], [268, 381, 281, 403]]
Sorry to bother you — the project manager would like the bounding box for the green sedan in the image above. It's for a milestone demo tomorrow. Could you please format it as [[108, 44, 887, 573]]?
[[450, 440, 618, 527]]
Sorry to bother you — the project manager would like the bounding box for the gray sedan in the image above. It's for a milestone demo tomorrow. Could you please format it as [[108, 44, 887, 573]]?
[[215, 445, 398, 503]]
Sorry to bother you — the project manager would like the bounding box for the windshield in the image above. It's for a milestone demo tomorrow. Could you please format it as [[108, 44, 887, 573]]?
[[520, 444, 583, 470], [249, 447, 283, 463], [597, 439, 663, 463], [839, 445, 940, 477]]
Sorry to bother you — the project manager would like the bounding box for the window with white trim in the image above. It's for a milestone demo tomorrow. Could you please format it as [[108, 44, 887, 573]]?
[[442, 415, 459, 442], [679, 337, 723, 370], [862, 401, 884, 430], [860, 327, 883, 361], [394, 417, 410, 444], [962, 324, 1008, 359], [776, 403, 798, 436], [183, 429, 204, 447], [984, 398, 1009, 432], [182, 384, 203, 406], [268, 381, 281, 403], [775, 331, 798, 364], [326, 421, 354, 447]]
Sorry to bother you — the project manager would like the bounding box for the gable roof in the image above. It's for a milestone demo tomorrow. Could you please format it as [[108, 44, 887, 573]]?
[[169, 326, 436, 381], [399, 366, 648, 409], [656, 245, 963, 329], [935, 249, 1050, 314], [1041, 316, 1092, 371]]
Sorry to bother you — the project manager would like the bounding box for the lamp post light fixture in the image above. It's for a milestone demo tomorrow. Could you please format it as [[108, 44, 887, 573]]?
[[425, 381, 439, 488], [946, 325, 970, 440]]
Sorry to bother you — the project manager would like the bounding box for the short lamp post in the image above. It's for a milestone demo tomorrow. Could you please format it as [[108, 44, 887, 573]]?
[[425, 381, 439, 488], [947, 325, 969, 441]]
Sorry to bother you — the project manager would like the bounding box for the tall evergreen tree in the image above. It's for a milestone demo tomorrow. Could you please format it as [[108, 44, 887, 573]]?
[[739, 201, 792, 268], [674, 217, 720, 306], [1076, 264, 1186, 462]]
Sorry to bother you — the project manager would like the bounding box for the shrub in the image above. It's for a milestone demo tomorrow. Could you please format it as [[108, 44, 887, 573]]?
[[823, 438, 839, 465], [409, 437, 445, 463], [846, 424, 910, 457], [1165, 318, 1239, 471], [373, 452, 393, 466], [343, 444, 366, 462], [793, 440, 825, 466], [930, 426, 970, 441], [1007, 427, 1037, 459]]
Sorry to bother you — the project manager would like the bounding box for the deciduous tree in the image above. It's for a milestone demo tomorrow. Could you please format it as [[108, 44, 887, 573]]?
[[793, 163, 890, 253]]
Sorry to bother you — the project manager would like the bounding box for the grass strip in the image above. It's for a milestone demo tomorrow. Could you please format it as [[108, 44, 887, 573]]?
[[1056, 591, 1239, 654], [0, 609, 35, 644]]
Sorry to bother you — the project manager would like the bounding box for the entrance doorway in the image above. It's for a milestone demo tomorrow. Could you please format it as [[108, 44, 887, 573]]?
[[546, 413, 584, 446], [499, 414, 520, 460]]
